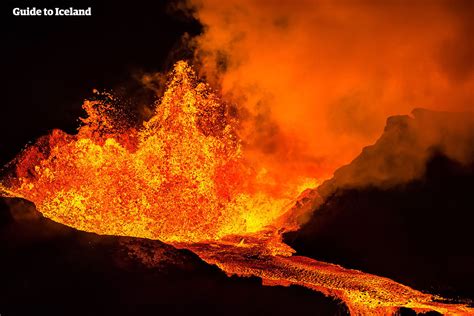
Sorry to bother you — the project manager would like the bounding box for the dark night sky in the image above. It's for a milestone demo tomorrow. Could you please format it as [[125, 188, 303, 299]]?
[[2, 0, 201, 165]]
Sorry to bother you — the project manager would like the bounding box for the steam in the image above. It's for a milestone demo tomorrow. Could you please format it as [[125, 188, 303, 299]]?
[[186, 0, 474, 183]]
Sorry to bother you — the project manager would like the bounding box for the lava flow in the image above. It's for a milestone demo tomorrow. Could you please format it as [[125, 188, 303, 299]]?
[[1, 62, 472, 315], [175, 237, 473, 316]]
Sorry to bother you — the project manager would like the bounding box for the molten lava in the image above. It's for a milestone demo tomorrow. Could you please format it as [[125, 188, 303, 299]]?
[[1, 61, 472, 315], [0, 61, 316, 243]]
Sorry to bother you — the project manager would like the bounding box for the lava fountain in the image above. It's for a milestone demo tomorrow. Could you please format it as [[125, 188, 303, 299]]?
[[0, 61, 316, 243]]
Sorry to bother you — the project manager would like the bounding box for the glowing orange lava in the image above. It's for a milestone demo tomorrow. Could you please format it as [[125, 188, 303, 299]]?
[[1, 61, 472, 315], [0, 61, 316, 243]]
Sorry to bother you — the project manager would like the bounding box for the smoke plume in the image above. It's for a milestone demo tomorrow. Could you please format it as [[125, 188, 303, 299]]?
[[187, 0, 474, 183]]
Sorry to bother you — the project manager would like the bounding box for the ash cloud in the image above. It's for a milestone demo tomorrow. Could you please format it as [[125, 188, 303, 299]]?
[[186, 0, 474, 184]]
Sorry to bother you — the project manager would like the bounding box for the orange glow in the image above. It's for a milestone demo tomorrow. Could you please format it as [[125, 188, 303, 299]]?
[[191, 0, 474, 180], [0, 61, 316, 243]]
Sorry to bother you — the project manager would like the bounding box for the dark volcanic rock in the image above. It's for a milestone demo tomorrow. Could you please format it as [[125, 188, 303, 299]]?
[[285, 109, 474, 301], [0, 198, 348, 315]]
